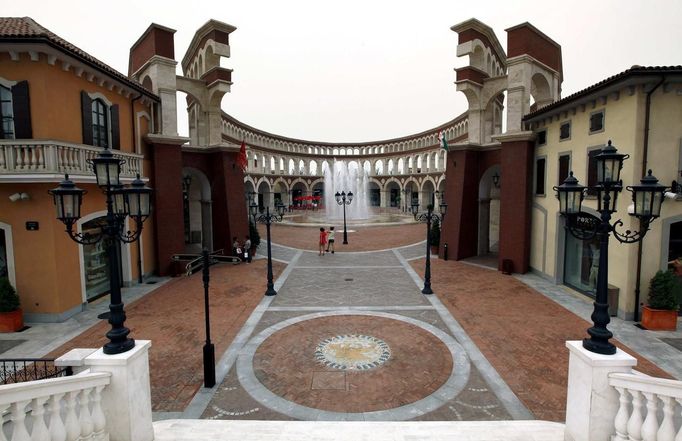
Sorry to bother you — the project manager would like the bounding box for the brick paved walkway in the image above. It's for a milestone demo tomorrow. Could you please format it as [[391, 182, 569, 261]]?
[[410, 258, 672, 422], [42, 225, 678, 422], [259, 223, 425, 252], [48, 259, 284, 411]]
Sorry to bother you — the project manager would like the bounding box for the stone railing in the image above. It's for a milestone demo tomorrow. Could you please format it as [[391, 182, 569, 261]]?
[[0, 370, 111, 441], [0, 140, 143, 179], [610, 372, 682, 441]]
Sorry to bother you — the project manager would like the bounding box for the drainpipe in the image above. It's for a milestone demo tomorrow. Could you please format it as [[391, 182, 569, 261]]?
[[130, 93, 144, 283], [634, 76, 665, 321]]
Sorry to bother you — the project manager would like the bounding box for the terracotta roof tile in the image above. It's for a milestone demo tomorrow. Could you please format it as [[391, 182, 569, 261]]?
[[0, 17, 158, 99]]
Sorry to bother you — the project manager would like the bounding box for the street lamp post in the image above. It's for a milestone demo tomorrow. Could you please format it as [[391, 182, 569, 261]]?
[[335, 191, 353, 244], [49, 147, 152, 355], [250, 202, 285, 296], [411, 192, 447, 295], [555, 140, 667, 355], [402, 188, 410, 213]]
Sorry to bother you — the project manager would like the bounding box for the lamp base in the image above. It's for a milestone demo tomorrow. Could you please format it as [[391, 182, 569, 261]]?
[[582, 337, 616, 355], [103, 337, 135, 355], [265, 288, 278, 296]]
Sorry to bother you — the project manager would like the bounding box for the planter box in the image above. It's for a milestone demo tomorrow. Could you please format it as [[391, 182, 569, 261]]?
[[0, 308, 24, 332], [641, 306, 678, 331]]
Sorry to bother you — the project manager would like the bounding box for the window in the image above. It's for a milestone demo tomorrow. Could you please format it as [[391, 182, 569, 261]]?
[[560, 122, 571, 140], [590, 111, 604, 133], [586, 149, 601, 195], [535, 157, 546, 195], [558, 154, 570, 185], [537, 130, 547, 146], [92, 99, 109, 147], [81, 91, 119, 149], [0, 85, 14, 139]]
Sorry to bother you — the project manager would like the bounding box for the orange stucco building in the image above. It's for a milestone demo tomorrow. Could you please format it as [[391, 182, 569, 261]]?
[[0, 18, 158, 321]]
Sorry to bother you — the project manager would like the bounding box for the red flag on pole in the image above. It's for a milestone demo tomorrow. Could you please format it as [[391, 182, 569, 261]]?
[[237, 140, 248, 172]]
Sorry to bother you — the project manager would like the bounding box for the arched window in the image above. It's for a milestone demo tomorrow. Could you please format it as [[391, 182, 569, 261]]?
[[91, 99, 109, 147]]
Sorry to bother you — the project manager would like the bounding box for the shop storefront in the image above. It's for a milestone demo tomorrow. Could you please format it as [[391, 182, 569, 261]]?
[[564, 213, 600, 296]]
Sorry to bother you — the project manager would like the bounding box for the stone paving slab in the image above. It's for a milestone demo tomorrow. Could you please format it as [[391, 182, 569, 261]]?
[[259, 243, 299, 262], [271, 268, 429, 307], [398, 242, 428, 261]]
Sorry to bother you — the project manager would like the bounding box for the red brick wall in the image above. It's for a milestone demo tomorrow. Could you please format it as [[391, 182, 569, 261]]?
[[506, 25, 561, 73], [498, 140, 534, 273], [150, 143, 184, 276], [440, 150, 481, 260], [456, 67, 489, 85], [129, 25, 175, 75]]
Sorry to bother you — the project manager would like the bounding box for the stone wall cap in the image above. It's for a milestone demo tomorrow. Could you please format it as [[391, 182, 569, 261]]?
[[55, 348, 98, 366], [85, 340, 152, 366], [566, 340, 637, 367]]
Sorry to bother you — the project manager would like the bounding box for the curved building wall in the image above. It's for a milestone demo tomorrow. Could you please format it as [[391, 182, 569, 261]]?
[[221, 111, 468, 209]]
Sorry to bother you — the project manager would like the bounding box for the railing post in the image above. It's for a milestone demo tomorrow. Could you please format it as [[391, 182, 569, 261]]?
[[83, 340, 154, 441], [565, 340, 637, 441]]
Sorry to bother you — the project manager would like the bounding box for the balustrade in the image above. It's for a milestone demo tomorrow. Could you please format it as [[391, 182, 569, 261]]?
[[0, 371, 111, 441], [610, 372, 682, 441], [0, 141, 142, 179]]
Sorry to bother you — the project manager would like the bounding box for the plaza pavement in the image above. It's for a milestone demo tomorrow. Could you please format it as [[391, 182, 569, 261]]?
[[1, 223, 680, 424]]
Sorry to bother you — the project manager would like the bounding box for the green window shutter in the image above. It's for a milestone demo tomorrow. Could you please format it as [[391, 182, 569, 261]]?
[[11, 81, 32, 139], [81, 91, 93, 145], [110, 104, 120, 150]]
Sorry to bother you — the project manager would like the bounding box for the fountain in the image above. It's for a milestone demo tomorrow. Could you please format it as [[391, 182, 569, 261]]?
[[323, 161, 370, 220]]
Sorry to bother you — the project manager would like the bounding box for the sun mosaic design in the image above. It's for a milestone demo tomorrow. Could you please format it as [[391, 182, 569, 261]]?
[[314, 334, 391, 371]]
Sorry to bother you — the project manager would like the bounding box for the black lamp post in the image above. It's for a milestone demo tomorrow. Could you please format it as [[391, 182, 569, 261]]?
[[335, 191, 353, 244], [411, 193, 447, 294], [250, 202, 285, 296], [555, 140, 666, 355], [49, 148, 152, 355]]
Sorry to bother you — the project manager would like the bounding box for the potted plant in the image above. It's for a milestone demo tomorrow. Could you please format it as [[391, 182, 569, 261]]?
[[249, 220, 261, 254], [0, 277, 23, 332], [641, 270, 679, 330], [429, 217, 441, 254]]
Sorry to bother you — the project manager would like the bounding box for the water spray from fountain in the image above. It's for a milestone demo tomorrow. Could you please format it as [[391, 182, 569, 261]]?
[[324, 160, 369, 220]]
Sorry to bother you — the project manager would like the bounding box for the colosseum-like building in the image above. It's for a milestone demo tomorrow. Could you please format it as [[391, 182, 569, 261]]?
[[222, 112, 467, 211]]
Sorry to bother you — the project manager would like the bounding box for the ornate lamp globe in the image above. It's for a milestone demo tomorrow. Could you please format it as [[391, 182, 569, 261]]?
[[127, 174, 153, 223], [347, 191, 353, 203], [276, 202, 286, 217], [249, 202, 259, 217], [90, 147, 124, 188], [554, 172, 585, 215], [595, 140, 628, 185], [49, 174, 87, 227], [627, 170, 668, 219]]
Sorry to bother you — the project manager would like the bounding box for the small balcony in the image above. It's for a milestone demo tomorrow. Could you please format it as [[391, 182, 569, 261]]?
[[0, 140, 143, 183]]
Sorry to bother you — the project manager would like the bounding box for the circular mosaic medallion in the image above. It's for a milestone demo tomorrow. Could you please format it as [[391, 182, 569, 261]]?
[[314, 334, 391, 370]]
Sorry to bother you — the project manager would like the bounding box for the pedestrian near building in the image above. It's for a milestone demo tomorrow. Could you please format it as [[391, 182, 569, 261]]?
[[319, 227, 328, 256], [326, 226, 335, 254], [232, 237, 242, 263], [243, 236, 252, 263]]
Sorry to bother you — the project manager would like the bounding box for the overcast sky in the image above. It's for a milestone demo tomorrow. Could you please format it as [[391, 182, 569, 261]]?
[[3, 0, 681, 142]]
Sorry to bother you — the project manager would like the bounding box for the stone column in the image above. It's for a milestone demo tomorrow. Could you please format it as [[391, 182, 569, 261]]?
[[84, 340, 154, 441], [565, 341, 636, 441]]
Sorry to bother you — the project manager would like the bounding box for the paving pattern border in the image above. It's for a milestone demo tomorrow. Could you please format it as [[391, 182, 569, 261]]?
[[236, 310, 471, 421], [392, 249, 534, 420]]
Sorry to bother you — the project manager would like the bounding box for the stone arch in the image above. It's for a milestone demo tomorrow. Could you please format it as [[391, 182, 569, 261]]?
[[257, 179, 272, 210], [182, 167, 213, 252], [309, 159, 318, 175], [374, 159, 384, 175], [531, 72, 553, 109], [398, 158, 405, 174], [478, 165, 501, 256], [387, 159, 395, 175], [384, 178, 401, 208]]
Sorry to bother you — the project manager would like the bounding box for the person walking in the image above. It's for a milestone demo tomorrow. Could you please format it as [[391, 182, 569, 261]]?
[[326, 226, 335, 253], [319, 227, 328, 256], [232, 236, 242, 263], [243, 235, 252, 263]]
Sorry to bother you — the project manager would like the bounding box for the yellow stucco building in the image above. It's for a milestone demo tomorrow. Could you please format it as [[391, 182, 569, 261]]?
[[525, 66, 682, 320]]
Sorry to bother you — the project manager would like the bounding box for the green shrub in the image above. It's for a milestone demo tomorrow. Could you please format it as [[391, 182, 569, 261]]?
[[0, 277, 19, 313], [648, 270, 680, 310], [429, 217, 441, 247], [249, 220, 261, 249]]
